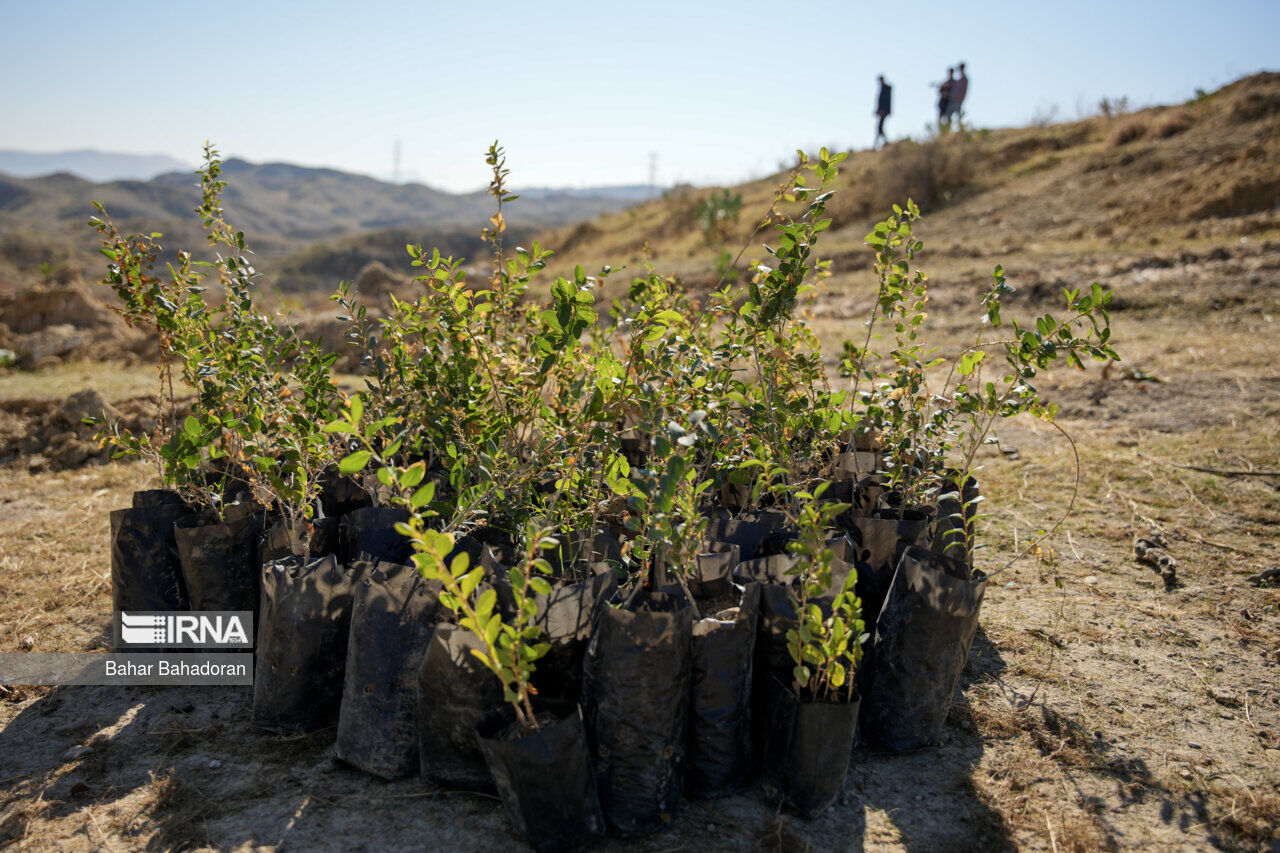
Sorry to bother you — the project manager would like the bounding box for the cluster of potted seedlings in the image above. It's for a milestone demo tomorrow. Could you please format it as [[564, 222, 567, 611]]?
[[95, 145, 1118, 851]]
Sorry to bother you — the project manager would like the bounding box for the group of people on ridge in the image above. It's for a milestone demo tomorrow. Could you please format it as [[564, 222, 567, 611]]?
[[873, 63, 969, 149]]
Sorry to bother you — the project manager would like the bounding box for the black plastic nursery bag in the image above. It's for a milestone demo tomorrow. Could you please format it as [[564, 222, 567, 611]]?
[[338, 506, 413, 566], [863, 545, 987, 750], [110, 489, 193, 617], [334, 560, 441, 778], [175, 510, 264, 613], [416, 622, 505, 793], [532, 568, 618, 703], [252, 553, 362, 732], [582, 588, 694, 834], [476, 700, 607, 853], [686, 582, 761, 798], [762, 678, 860, 817]]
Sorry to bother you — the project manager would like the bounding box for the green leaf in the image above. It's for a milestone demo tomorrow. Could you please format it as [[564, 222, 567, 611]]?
[[958, 349, 986, 376], [410, 482, 436, 509], [399, 461, 425, 489], [338, 450, 370, 474], [322, 421, 357, 435], [460, 568, 484, 598]]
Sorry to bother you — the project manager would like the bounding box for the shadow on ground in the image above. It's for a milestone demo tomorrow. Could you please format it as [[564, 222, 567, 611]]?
[[827, 625, 1012, 852], [0, 629, 1022, 851]]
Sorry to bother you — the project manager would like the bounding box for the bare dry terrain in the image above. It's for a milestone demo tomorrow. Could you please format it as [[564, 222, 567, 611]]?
[[1, 74, 1278, 851]]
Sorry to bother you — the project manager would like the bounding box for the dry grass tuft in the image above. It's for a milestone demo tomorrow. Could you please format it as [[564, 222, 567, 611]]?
[[0, 803, 37, 847], [148, 768, 184, 813], [1108, 117, 1149, 147], [1052, 813, 1111, 853], [828, 133, 975, 228], [1212, 789, 1280, 847], [1153, 109, 1194, 139], [1025, 706, 1095, 768], [1229, 87, 1280, 123], [967, 697, 1023, 740]]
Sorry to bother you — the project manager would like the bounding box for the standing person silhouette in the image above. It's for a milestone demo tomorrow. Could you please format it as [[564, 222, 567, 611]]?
[[947, 63, 969, 126], [937, 67, 955, 128], [874, 75, 892, 149]]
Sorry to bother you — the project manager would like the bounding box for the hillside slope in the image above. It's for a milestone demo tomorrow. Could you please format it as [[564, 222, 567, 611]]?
[[536, 72, 1280, 294]]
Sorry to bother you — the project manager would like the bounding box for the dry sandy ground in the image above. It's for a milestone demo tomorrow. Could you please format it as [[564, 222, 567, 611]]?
[[1, 233, 1278, 852]]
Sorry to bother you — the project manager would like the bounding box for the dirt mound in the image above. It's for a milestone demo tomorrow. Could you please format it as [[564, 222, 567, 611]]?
[[0, 391, 178, 471], [291, 264, 411, 371], [0, 269, 112, 335], [352, 260, 409, 300], [293, 312, 363, 372], [0, 271, 154, 367]]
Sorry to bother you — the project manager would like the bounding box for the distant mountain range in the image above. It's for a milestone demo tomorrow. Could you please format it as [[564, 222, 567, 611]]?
[[518, 185, 657, 202], [0, 148, 658, 200], [0, 154, 648, 292], [0, 149, 193, 183]]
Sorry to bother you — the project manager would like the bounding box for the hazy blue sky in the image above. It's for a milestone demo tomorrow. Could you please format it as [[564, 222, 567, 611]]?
[[2, 0, 1275, 191]]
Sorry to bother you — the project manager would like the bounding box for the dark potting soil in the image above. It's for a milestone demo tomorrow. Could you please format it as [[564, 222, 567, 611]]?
[[476, 700, 606, 853], [863, 546, 987, 750], [338, 506, 412, 565], [491, 710, 561, 742], [252, 553, 363, 733], [334, 561, 442, 779], [582, 588, 694, 834]]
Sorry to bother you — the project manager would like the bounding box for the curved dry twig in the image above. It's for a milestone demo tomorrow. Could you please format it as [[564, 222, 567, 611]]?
[[984, 418, 1080, 583]]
